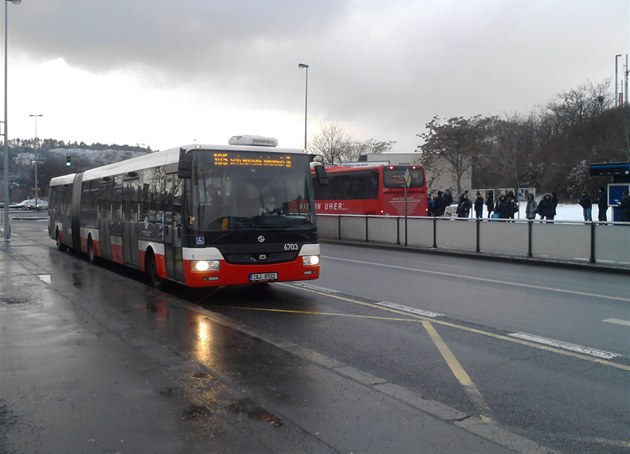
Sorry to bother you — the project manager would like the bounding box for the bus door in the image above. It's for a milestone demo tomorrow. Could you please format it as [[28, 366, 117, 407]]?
[[164, 175, 184, 281], [98, 181, 112, 261], [122, 178, 140, 267]]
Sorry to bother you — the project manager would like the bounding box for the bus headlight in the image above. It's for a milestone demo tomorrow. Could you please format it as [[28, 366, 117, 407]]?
[[302, 255, 320, 266], [192, 260, 220, 272]]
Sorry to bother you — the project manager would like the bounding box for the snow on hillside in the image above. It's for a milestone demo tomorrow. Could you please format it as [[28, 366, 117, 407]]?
[[49, 147, 150, 167]]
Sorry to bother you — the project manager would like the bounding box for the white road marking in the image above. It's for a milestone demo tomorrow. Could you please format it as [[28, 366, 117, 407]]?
[[376, 301, 443, 318], [508, 332, 620, 360], [323, 256, 630, 303], [290, 282, 339, 294], [603, 318, 630, 327]]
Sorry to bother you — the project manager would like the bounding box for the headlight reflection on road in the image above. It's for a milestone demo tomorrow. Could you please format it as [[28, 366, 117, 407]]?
[[194, 318, 215, 363]]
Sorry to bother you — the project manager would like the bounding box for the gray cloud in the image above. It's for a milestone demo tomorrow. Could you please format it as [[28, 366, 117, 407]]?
[[8, 0, 629, 151]]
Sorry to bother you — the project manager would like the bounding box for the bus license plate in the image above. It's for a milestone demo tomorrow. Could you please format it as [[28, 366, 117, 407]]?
[[249, 272, 278, 282]]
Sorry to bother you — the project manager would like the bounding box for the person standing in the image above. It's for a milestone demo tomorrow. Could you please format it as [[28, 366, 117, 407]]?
[[597, 187, 607, 222], [525, 193, 537, 220], [433, 191, 445, 217], [506, 191, 519, 220], [578, 190, 592, 222], [535, 193, 555, 222], [456, 192, 472, 218], [443, 189, 453, 208], [474, 191, 484, 218], [485, 190, 494, 218], [428, 194, 435, 217], [494, 194, 512, 219]]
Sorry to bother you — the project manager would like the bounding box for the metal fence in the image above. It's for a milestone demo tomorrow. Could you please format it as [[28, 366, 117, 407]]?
[[317, 214, 630, 268]]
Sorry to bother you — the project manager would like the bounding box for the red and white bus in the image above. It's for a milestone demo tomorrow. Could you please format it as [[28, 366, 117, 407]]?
[[311, 164, 428, 216], [48, 136, 326, 288]]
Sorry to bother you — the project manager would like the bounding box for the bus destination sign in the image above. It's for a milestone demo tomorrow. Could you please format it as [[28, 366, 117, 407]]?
[[213, 152, 292, 168]]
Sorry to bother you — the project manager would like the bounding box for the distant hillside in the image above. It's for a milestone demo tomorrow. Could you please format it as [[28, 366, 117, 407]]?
[[4, 139, 154, 201], [47, 147, 151, 168]]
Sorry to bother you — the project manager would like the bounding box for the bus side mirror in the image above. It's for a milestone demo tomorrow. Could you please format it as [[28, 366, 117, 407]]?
[[314, 165, 328, 186], [177, 148, 193, 179]]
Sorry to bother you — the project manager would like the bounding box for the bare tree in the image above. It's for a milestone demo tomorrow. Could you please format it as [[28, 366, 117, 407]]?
[[488, 113, 539, 189], [345, 138, 396, 162], [418, 115, 494, 196], [309, 122, 354, 165]]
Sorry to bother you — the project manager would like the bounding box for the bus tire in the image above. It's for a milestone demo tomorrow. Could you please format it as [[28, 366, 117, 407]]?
[[145, 250, 163, 290], [56, 229, 67, 252]]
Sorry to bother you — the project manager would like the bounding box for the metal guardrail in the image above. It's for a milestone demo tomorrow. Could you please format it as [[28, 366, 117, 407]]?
[[317, 214, 630, 269]]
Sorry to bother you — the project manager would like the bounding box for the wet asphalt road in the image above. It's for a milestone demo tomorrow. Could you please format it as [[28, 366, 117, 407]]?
[[1, 215, 629, 453]]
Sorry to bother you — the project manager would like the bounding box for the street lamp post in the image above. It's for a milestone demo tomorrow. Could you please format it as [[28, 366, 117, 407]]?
[[616, 54, 622, 107], [29, 114, 42, 209], [2, 0, 20, 242], [298, 63, 309, 149]]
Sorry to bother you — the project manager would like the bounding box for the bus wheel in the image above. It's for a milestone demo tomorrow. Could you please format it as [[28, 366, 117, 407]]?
[[56, 229, 67, 252], [87, 237, 97, 264], [145, 250, 163, 290]]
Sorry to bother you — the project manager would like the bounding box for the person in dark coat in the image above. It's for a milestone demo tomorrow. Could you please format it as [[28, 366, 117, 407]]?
[[535, 193, 555, 222], [494, 194, 512, 219], [456, 193, 472, 218], [506, 191, 518, 220], [473, 191, 484, 218], [485, 190, 494, 218], [433, 191, 445, 217], [620, 191, 630, 222], [443, 189, 453, 208], [578, 190, 592, 222], [597, 187, 607, 222]]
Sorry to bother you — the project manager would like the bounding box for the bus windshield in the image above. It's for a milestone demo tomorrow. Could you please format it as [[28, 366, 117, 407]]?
[[193, 151, 315, 232], [383, 167, 425, 188]]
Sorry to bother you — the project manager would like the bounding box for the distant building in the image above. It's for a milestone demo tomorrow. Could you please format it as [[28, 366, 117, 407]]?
[[358, 153, 471, 194], [15, 152, 35, 166]]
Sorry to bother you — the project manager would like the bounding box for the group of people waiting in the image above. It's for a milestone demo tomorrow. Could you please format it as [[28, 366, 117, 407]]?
[[428, 187, 630, 222], [429, 189, 524, 219], [576, 187, 630, 222], [429, 189, 528, 220]]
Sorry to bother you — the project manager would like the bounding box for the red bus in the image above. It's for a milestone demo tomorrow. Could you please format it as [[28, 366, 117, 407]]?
[[312, 164, 428, 216], [48, 136, 326, 288]]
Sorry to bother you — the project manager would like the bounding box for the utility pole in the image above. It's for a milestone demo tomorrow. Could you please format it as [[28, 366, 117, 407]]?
[[625, 54, 629, 107], [29, 114, 42, 208], [616, 54, 622, 107]]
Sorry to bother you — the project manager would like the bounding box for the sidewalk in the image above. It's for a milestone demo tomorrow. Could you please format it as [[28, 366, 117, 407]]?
[[0, 241, 332, 453]]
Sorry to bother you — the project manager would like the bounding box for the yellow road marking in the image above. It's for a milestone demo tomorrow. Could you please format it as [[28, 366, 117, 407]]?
[[230, 299, 495, 422], [279, 283, 630, 372], [225, 306, 418, 323], [422, 320, 494, 424]]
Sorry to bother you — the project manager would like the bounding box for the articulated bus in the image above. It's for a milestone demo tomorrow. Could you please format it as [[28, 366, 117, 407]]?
[[48, 136, 326, 288], [311, 164, 428, 216]]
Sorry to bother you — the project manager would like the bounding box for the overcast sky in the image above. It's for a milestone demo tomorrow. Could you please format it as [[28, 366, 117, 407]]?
[[5, 0, 630, 153]]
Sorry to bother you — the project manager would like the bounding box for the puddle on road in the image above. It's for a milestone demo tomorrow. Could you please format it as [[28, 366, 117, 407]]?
[[38, 274, 51, 284], [227, 398, 284, 427], [182, 404, 213, 421], [0, 297, 28, 305]]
